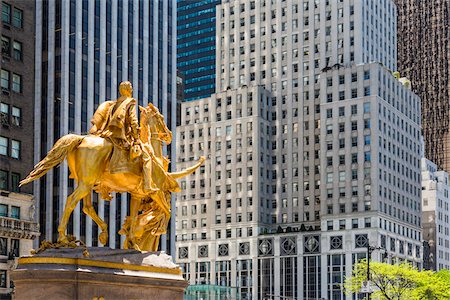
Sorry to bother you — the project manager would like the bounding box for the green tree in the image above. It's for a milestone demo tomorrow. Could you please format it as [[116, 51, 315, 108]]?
[[344, 260, 450, 300]]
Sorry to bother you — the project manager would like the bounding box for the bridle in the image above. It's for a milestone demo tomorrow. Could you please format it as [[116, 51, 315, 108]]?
[[144, 108, 172, 143]]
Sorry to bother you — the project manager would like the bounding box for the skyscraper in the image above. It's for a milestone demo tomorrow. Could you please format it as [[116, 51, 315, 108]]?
[[395, 0, 450, 171], [33, 0, 177, 253], [177, 0, 220, 102], [175, 0, 423, 298]]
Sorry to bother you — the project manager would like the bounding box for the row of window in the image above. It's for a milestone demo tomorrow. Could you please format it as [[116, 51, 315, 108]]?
[[0, 170, 20, 192], [1, 69, 22, 93], [1, 35, 22, 60], [1, 3, 23, 28], [223, 0, 353, 17], [0, 102, 21, 127], [0, 204, 20, 219], [0, 136, 21, 159]]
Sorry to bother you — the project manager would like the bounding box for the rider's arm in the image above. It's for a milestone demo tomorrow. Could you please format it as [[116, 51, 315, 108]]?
[[127, 99, 140, 141]]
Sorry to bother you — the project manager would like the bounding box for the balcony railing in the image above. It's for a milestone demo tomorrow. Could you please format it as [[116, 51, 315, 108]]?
[[0, 216, 40, 239]]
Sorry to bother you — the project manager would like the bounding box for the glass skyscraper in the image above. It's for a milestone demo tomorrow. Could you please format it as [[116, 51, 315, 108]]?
[[177, 0, 220, 102], [33, 0, 177, 254]]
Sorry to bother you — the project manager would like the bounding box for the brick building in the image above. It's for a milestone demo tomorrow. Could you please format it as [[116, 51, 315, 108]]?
[[1, 0, 35, 195]]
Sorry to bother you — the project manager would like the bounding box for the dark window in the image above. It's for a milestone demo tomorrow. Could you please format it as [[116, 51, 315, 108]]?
[[11, 173, 20, 192], [0, 238, 6, 256], [1, 35, 10, 56], [0, 170, 7, 190], [2, 3, 11, 24], [12, 8, 23, 28], [11, 206, 19, 219], [11, 238, 19, 257], [0, 270, 5, 288]]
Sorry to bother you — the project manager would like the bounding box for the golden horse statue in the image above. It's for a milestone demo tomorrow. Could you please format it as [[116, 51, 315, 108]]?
[[20, 103, 204, 251]]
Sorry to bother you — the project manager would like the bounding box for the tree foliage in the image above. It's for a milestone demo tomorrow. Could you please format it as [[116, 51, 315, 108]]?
[[344, 260, 450, 300]]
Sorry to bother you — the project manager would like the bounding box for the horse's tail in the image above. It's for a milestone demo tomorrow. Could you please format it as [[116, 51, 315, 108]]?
[[19, 134, 84, 187]]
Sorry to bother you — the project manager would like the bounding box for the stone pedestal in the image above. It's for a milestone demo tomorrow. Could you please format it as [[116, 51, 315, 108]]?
[[11, 248, 188, 300]]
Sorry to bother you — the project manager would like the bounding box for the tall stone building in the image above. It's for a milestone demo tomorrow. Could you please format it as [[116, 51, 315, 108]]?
[[0, 191, 39, 298], [1, 0, 35, 195], [175, 0, 423, 299], [33, 0, 177, 253], [421, 158, 450, 271], [395, 0, 450, 171]]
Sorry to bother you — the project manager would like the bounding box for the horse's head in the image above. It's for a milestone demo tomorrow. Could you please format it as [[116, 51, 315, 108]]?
[[139, 104, 172, 144]]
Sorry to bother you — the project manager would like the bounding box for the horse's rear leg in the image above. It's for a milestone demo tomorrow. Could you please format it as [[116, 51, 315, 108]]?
[[82, 193, 108, 245], [58, 182, 91, 243]]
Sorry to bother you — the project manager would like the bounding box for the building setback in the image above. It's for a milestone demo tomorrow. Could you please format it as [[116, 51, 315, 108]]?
[[33, 0, 177, 253], [1, 0, 35, 195], [177, 0, 220, 102], [421, 158, 450, 271], [175, 0, 423, 299], [394, 0, 450, 172]]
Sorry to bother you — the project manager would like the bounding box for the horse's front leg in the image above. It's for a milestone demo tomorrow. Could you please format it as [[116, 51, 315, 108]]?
[[58, 182, 91, 244], [82, 192, 108, 245]]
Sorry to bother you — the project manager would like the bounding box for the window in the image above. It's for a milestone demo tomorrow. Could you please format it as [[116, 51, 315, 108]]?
[[0, 238, 6, 256], [0, 270, 5, 288], [11, 238, 19, 257], [11, 172, 20, 192], [1, 36, 10, 56], [12, 40, 22, 60], [12, 106, 20, 126], [351, 105, 357, 115], [2, 3, 11, 24], [11, 206, 19, 219], [12, 8, 22, 28], [1, 69, 9, 90], [0, 103, 8, 125], [12, 73, 21, 92], [363, 102, 370, 113], [0, 204, 7, 217], [326, 109, 332, 118], [0, 170, 6, 190], [11, 139, 20, 158], [0, 136, 7, 156]]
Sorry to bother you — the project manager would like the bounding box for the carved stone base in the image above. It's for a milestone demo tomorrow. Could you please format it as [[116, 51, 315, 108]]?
[[11, 248, 188, 300]]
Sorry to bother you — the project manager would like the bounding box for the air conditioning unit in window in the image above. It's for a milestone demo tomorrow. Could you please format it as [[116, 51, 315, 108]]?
[[0, 114, 9, 128], [1, 88, 10, 96]]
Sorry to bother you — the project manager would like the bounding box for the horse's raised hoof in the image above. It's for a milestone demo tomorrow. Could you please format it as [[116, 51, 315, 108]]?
[[99, 231, 108, 245]]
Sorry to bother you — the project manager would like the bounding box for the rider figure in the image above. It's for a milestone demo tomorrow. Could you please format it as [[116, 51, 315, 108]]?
[[89, 81, 158, 193]]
